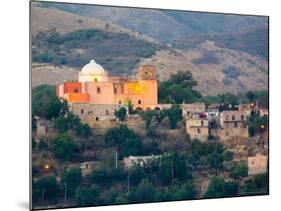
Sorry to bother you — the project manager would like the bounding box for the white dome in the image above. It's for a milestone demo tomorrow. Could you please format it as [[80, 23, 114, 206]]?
[[81, 59, 107, 75], [79, 59, 108, 83]]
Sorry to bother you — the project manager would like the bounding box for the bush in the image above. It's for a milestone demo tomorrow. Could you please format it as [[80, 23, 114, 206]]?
[[115, 107, 127, 121]]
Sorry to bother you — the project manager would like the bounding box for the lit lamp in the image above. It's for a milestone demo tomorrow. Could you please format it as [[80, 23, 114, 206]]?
[[44, 163, 50, 171], [261, 124, 265, 129]]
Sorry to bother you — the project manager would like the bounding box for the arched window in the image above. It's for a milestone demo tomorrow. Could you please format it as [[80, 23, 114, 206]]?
[[232, 115, 235, 121], [138, 100, 142, 105], [241, 115, 244, 121]]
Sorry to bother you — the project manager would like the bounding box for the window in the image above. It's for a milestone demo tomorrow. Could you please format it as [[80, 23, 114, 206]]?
[[232, 115, 235, 121], [74, 88, 79, 93], [201, 121, 204, 127], [234, 122, 238, 128], [138, 100, 141, 105], [197, 128, 201, 134], [114, 87, 117, 94], [118, 100, 122, 104], [241, 115, 244, 121], [85, 163, 88, 169], [81, 109, 84, 114], [95, 117, 99, 121], [106, 110, 109, 115], [97, 87, 101, 93]]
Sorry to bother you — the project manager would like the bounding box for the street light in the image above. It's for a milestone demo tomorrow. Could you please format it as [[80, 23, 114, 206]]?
[[43, 163, 50, 172]]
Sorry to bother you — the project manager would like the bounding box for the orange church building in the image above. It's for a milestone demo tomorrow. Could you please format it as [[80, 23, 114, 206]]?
[[56, 60, 158, 110]]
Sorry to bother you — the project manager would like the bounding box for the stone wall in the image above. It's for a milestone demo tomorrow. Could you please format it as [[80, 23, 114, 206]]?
[[248, 154, 268, 175]]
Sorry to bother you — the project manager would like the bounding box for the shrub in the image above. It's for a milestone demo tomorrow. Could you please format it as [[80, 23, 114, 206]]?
[[115, 107, 127, 121], [229, 163, 248, 179]]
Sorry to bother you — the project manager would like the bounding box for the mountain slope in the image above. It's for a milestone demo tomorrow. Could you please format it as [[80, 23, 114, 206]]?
[[40, 2, 268, 44], [137, 41, 268, 96]]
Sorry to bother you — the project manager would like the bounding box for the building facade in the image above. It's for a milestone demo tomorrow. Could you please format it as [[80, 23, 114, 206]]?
[[57, 60, 158, 110]]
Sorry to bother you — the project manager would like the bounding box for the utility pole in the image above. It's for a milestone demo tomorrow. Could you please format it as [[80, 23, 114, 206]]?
[[64, 182, 67, 203], [115, 149, 118, 169], [127, 175, 130, 193], [41, 188, 45, 202], [171, 161, 174, 180]]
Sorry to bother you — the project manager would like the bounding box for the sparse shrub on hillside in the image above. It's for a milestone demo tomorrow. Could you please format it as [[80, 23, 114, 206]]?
[[192, 52, 219, 65], [223, 66, 241, 79]]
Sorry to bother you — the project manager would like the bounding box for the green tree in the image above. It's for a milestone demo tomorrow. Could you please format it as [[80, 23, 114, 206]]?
[[61, 167, 82, 197], [242, 173, 269, 195], [32, 85, 64, 120], [160, 153, 188, 185], [204, 177, 239, 198], [33, 175, 60, 201], [74, 123, 92, 139], [207, 152, 224, 175], [115, 107, 127, 121], [168, 71, 198, 89], [129, 165, 145, 186], [38, 139, 48, 150], [104, 125, 143, 157], [166, 105, 182, 129], [75, 185, 100, 206], [129, 179, 155, 203], [51, 133, 77, 161], [229, 163, 248, 179], [54, 116, 68, 133]]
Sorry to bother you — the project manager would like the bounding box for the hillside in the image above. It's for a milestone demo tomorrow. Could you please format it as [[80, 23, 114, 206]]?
[[31, 3, 268, 96], [40, 2, 268, 44], [31, 6, 157, 43], [31, 6, 160, 76], [137, 41, 268, 96]]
